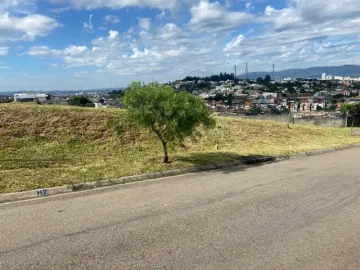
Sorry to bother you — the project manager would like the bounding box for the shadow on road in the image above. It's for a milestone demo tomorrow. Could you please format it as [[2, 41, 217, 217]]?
[[176, 152, 277, 174]]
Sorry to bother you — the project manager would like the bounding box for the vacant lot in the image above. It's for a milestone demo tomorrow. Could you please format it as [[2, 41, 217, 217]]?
[[1, 103, 359, 193]]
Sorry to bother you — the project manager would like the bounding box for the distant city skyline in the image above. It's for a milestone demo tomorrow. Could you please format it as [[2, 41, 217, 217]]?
[[1, 0, 360, 91]]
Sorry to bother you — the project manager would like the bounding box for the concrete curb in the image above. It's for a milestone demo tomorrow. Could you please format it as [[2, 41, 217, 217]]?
[[1, 143, 360, 204]]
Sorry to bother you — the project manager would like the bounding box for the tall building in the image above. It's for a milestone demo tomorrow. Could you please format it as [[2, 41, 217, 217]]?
[[321, 73, 326, 80]]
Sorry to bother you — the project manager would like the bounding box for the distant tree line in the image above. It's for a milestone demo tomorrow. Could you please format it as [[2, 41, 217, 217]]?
[[182, 72, 235, 82]]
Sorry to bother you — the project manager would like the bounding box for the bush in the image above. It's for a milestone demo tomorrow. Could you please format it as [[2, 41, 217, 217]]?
[[67, 96, 94, 107], [246, 107, 262, 115]]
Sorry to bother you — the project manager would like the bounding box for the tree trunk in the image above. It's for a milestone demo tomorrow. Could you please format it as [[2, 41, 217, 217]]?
[[162, 141, 169, 163]]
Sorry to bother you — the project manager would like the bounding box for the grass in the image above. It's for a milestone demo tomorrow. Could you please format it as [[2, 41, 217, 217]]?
[[1, 103, 360, 194]]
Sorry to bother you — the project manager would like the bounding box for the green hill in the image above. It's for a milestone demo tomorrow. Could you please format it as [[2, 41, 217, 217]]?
[[1, 103, 359, 193]]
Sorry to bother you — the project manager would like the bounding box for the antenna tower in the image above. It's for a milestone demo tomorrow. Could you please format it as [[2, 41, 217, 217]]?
[[245, 63, 249, 80], [272, 64, 275, 80], [234, 65, 237, 79]]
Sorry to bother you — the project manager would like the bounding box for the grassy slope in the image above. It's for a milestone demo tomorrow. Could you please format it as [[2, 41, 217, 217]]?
[[1, 103, 359, 193]]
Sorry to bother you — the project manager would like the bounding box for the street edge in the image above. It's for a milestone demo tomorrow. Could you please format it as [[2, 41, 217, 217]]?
[[1, 143, 360, 204]]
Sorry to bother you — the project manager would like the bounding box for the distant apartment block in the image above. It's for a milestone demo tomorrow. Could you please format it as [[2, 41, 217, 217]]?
[[14, 92, 49, 102]]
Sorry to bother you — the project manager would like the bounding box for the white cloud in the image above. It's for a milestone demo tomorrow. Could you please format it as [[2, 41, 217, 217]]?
[[21, 0, 360, 88], [84, 14, 94, 32], [49, 0, 176, 10], [0, 13, 61, 44], [108, 30, 119, 40], [63, 45, 88, 56], [155, 10, 166, 20], [223, 35, 244, 53], [0, 47, 9, 56], [0, 0, 37, 14], [245, 2, 254, 11], [138, 17, 151, 30], [52, 6, 71, 14], [104, 15, 120, 24], [189, 0, 254, 32], [157, 23, 184, 40], [27, 46, 62, 57]]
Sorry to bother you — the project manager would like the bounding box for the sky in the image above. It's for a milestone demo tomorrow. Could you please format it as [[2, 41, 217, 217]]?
[[1, 0, 360, 91]]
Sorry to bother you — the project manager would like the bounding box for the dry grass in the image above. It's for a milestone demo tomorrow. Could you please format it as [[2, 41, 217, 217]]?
[[1, 103, 359, 194]]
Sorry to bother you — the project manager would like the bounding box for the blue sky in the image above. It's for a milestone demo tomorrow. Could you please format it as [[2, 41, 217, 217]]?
[[1, 0, 360, 91]]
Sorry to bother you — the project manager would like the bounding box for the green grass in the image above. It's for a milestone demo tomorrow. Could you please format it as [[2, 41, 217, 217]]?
[[1, 103, 359, 194]]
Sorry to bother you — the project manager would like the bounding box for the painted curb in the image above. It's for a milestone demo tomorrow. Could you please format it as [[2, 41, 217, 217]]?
[[1, 143, 360, 204]]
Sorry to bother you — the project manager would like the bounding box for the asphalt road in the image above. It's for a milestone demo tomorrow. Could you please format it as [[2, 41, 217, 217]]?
[[1, 148, 360, 270]]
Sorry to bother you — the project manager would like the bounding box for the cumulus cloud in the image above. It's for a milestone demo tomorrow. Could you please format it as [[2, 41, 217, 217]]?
[[223, 35, 244, 53], [49, 0, 176, 10], [156, 23, 184, 40], [104, 14, 120, 24], [138, 17, 151, 30], [0, 12, 61, 44], [189, 0, 254, 32], [22, 0, 360, 82]]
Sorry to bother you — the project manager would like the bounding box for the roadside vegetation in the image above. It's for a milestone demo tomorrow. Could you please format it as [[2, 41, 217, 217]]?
[[1, 103, 360, 194]]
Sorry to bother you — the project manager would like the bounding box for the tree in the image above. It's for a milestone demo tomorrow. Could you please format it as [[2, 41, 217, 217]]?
[[67, 96, 94, 107], [271, 107, 281, 115], [122, 82, 215, 163], [225, 94, 234, 106], [340, 102, 360, 134], [246, 107, 261, 115], [264, 75, 271, 84], [256, 77, 263, 84]]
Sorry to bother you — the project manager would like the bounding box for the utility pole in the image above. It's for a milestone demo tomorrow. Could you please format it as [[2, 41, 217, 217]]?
[[245, 63, 249, 80], [272, 64, 275, 80]]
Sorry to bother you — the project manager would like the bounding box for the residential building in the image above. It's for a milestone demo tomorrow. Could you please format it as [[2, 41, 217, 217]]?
[[14, 92, 49, 102]]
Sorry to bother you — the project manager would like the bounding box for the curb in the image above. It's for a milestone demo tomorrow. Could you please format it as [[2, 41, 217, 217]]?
[[1, 143, 360, 204]]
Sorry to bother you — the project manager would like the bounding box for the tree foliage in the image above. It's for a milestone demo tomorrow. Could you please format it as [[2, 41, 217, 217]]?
[[246, 107, 261, 116], [182, 72, 235, 82], [67, 96, 94, 107], [122, 82, 215, 163], [340, 102, 360, 132]]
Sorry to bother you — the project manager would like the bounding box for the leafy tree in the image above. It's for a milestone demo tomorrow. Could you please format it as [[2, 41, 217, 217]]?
[[271, 107, 281, 115], [286, 82, 296, 94], [67, 96, 94, 107], [264, 75, 271, 84], [340, 102, 360, 134], [281, 107, 290, 114], [316, 106, 323, 111], [328, 104, 337, 111], [246, 107, 261, 116], [225, 94, 234, 106], [256, 77, 263, 84], [122, 82, 215, 163]]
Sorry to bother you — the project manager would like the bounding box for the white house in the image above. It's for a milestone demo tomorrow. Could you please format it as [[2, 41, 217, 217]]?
[[14, 92, 48, 102]]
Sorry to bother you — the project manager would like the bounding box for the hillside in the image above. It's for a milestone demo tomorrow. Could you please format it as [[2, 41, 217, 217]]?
[[240, 65, 360, 79], [1, 104, 359, 193]]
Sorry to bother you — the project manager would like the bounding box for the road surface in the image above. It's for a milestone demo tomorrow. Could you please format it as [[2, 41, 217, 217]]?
[[1, 148, 360, 269]]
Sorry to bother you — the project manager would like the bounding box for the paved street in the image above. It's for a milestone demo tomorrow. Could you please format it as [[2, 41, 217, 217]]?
[[1, 148, 360, 270]]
